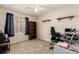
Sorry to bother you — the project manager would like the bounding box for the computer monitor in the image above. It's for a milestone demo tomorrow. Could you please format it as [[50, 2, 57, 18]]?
[[65, 28, 72, 32]]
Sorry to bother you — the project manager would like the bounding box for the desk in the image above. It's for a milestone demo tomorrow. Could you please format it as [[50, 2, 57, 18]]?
[[54, 42, 79, 54], [65, 31, 79, 44], [65, 32, 79, 35]]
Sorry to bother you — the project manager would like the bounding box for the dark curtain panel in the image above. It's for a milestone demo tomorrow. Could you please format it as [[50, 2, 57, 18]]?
[[4, 13, 14, 37], [25, 17, 29, 35]]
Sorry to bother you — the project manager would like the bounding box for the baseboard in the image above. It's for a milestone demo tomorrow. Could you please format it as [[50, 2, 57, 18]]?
[[37, 38, 51, 43]]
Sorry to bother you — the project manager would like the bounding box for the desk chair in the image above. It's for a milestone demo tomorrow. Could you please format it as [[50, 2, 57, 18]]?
[[49, 27, 63, 49], [0, 33, 10, 54]]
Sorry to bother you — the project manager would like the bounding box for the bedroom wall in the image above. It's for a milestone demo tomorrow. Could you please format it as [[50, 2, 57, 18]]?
[[0, 7, 36, 44], [37, 5, 79, 42]]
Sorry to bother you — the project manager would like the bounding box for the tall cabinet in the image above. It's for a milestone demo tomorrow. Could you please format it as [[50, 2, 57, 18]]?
[[29, 21, 36, 39]]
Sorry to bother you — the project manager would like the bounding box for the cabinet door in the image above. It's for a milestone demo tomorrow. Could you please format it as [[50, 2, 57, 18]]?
[[29, 22, 36, 39]]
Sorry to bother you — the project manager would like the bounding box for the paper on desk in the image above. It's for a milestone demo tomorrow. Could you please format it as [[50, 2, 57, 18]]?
[[56, 42, 69, 48]]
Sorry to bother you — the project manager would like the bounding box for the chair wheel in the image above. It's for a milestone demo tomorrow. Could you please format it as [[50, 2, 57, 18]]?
[[49, 47, 54, 49], [50, 43, 52, 45]]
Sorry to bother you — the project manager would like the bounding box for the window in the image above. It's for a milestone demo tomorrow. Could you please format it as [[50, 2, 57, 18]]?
[[14, 15, 25, 34]]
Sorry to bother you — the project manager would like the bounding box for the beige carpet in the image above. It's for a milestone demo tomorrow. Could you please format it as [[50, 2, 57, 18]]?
[[10, 39, 54, 54]]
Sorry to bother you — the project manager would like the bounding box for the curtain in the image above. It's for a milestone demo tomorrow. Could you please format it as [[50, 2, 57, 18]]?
[[25, 17, 29, 35], [4, 13, 14, 37]]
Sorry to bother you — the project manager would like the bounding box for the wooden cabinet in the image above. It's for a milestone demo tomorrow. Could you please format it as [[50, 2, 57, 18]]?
[[29, 22, 36, 39]]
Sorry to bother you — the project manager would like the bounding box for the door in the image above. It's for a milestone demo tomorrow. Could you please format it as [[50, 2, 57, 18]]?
[[29, 22, 36, 39]]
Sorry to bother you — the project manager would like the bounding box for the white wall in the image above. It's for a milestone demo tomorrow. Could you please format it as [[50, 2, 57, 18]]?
[[0, 7, 36, 44], [37, 6, 79, 42]]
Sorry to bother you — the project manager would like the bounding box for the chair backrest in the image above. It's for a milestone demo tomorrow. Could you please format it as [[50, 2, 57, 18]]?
[[0, 33, 5, 43], [51, 27, 60, 37], [51, 27, 56, 36]]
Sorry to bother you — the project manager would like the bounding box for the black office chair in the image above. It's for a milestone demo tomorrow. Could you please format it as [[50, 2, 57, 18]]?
[[0, 33, 10, 54], [49, 27, 63, 49]]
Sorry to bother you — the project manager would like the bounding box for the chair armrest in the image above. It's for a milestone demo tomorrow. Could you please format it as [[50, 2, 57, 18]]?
[[5, 38, 10, 42], [4, 34, 10, 42]]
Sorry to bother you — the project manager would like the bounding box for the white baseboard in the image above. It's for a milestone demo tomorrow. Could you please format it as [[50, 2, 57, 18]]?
[[37, 38, 51, 43]]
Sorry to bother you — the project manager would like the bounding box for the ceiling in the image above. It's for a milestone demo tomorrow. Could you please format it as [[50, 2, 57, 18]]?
[[0, 4, 76, 16]]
